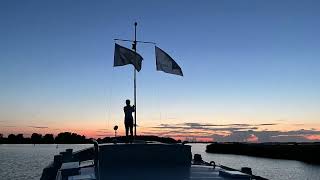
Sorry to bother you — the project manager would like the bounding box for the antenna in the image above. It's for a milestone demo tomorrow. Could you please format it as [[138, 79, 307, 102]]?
[[133, 22, 137, 138]]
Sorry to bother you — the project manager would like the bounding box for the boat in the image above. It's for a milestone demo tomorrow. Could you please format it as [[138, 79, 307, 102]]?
[[40, 23, 268, 180], [40, 140, 268, 180]]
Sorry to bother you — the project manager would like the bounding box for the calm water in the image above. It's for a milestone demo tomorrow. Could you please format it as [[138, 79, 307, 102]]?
[[0, 144, 320, 180], [191, 143, 320, 180]]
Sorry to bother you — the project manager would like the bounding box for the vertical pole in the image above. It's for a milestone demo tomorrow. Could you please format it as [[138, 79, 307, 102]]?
[[133, 22, 137, 138]]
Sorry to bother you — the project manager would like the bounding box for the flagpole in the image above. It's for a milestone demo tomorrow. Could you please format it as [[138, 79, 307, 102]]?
[[133, 22, 137, 138], [114, 23, 181, 140]]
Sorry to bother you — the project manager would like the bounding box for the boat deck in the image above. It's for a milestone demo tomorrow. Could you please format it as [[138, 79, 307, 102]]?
[[99, 165, 251, 180], [53, 143, 253, 180], [57, 161, 251, 180]]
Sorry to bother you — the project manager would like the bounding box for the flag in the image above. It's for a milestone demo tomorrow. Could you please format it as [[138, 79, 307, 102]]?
[[155, 46, 183, 76], [114, 43, 143, 71]]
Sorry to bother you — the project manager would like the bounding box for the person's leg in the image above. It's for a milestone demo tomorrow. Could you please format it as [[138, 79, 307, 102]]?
[[125, 123, 130, 143], [125, 123, 129, 137], [130, 123, 133, 143], [130, 124, 133, 136]]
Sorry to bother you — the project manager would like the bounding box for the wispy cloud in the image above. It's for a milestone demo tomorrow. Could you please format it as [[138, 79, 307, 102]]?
[[96, 130, 109, 133], [151, 122, 272, 132], [51, 128, 61, 130], [258, 123, 278, 126], [146, 122, 320, 142], [29, 126, 49, 129], [211, 129, 320, 142], [96, 134, 112, 137], [97, 128, 109, 131], [293, 123, 305, 126]]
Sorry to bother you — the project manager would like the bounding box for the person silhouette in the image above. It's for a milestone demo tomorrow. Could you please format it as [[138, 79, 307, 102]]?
[[124, 99, 135, 142]]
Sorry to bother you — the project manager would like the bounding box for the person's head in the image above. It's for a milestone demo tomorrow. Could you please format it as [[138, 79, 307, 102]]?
[[126, 99, 130, 106]]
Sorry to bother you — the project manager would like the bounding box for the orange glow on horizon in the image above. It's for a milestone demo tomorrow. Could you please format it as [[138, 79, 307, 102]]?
[[1, 121, 320, 142], [246, 134, 259, 142], [305, 135, 320, 141]]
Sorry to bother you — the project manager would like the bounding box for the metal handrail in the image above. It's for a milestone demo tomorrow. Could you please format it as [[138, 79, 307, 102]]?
[[92, 140, 99, 180]]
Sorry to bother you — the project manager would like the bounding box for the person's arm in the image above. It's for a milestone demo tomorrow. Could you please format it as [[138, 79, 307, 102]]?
[[132, 105, 135, 112]]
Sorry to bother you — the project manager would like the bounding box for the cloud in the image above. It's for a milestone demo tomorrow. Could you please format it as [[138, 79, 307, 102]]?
[[258, 123, 278, 126], [246, 134, 259, 142], [293, 123, 305, 126], [212, 129, 320, 142], [96, 130, 109, 133], [147, 122, 320, 142], [156, 122, 277, 128], [29, 126, 49, 129], [96, 134, 112, 137], [151, 122, 272, 132], [51, 128, 61, 130], [276, 119, 287, 122], [305, 135, 320, 140]]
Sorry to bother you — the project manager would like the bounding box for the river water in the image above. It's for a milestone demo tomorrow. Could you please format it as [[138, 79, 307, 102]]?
[[0, 143, 319, 180]]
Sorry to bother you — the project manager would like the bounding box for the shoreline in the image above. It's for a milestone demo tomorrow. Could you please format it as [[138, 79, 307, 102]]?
[[206, 142, 320, 165]]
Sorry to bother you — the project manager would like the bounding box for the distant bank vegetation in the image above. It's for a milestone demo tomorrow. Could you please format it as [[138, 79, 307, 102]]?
[[0, 132, 179, 144], [206, 142, 320, 164]]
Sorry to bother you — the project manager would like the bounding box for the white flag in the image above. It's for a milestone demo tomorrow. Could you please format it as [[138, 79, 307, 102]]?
[[155, 46, 183, 76], [114, 43, 143, 71]]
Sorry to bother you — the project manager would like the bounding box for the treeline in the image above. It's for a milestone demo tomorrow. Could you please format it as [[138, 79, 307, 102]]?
[[206, 142, 320, 164], [0, 132, 90, 144], [0, 133, 179, 144]]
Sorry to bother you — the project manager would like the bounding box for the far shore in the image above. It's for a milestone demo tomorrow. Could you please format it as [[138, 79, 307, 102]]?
[[206, 142, 320, 165], [0, 132, 180, 144]]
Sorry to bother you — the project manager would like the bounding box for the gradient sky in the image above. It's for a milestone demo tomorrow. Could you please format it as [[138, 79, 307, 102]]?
[[1, 0, 320, 142]]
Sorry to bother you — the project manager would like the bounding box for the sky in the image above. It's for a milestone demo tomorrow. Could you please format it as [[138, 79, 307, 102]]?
[[1, 0, 320, 142]]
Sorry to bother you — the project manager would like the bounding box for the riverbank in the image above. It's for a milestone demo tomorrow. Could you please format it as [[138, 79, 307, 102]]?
[[0, 132, 178, 144], [206, 142, 320, 164]]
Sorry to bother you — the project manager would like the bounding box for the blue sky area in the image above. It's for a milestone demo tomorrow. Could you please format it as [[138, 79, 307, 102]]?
[[1, 0, 320, 141]]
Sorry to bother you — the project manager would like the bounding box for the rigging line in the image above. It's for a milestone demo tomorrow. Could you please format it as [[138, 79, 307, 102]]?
[[114, 38, 156, 45], [106, 66, 115, 135], [109, 41, 119, 135]]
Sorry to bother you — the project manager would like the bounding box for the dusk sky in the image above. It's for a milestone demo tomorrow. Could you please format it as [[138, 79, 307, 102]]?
[[1, 0, 320, 142]]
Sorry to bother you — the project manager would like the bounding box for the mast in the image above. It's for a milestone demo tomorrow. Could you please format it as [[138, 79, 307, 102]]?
[[114, 23, 155, 139], [133, 22, 137, 138]]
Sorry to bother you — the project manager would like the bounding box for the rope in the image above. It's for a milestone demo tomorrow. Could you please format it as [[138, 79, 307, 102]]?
[[105, 63, 115, 136]]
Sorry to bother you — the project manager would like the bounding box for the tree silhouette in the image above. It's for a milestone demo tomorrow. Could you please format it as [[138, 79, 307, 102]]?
[[55, 132, 87, 144], [43, 134, 54, 144], [16, 134, 24, 143], [31, 133, 42, 144], [0, 132, 179, 144], [8, 134, 17, 143]]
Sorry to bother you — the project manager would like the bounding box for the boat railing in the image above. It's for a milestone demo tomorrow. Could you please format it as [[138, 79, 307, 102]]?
[[193, 154, 268, 180], [92, 139, 100, 180]]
